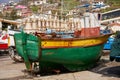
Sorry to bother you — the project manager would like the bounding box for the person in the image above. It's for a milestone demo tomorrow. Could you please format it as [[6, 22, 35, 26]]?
[[46, 28, 52, 34]]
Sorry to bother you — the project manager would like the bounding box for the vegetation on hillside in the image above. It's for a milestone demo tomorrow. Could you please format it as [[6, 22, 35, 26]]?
[[30, 5, 39, 13], [52, 0, 80, 18], [19, 0, 119, 13], [0, 9, 21, 20], [1, 0, 119, 20], [101, 0, 120, 12]]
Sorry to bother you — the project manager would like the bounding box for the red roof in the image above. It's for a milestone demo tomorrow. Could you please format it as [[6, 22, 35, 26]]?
[[15, 5, 27, 9], [108, 23, 120, 26]]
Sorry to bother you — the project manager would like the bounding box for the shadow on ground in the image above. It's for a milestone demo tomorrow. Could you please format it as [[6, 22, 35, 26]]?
[[90, 58, 120, 78]]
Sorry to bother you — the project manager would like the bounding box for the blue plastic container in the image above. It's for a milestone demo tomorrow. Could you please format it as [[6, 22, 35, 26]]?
[[104, 37, 114, 50]]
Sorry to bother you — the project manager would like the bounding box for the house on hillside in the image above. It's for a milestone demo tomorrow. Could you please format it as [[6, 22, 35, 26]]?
[[8, 0, 17, 6], [29, 0, 47, 6], [109, 23, 120, 33], [15, 5, 32, 18], [0, 4, 3, 13], [3, 6, 14, 16]]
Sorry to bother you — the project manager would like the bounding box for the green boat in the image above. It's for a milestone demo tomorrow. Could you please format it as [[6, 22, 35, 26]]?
[[14, 30, 112, 73]]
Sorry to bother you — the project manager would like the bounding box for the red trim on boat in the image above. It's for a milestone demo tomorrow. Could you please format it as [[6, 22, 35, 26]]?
[[0, 44, 8, 49]]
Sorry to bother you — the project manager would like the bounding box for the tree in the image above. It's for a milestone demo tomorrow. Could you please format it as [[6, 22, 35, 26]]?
[[10, 9, 18, 20], [0, 12, 3, 18], [30, 5, 39, 13]]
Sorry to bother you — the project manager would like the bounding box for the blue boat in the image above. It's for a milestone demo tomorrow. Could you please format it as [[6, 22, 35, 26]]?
[[100, 30, 114, 50], [104, 37, 114, 50]]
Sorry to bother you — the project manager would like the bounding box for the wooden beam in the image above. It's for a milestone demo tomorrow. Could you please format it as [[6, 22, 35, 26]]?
[[0, 18, 20, 25]]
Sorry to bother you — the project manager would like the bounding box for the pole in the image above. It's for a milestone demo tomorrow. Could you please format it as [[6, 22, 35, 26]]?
[[61, 0, 63, 19]]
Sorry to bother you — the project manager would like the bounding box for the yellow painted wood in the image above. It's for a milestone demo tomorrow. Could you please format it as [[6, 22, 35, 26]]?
[[8, 37, 10, 47], [41, 34, 110, 48]]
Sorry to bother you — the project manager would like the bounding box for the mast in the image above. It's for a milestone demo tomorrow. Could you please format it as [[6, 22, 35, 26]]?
[[61, 0, 63, 19]]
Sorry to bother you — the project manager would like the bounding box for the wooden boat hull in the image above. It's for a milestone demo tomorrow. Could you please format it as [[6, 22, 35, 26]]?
[[40, 44, 103, 71], [14, 32, 111, 71]]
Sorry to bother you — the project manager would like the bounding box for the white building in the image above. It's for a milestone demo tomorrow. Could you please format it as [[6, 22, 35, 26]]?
[[109, 23, 120, 33], [30, 0, 47, 6]]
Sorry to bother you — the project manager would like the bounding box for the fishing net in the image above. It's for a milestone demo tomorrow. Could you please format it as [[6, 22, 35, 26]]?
[[110, 31, 120, 62]]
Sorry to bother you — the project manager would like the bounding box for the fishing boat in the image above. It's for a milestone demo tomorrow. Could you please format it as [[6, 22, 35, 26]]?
[[14, 12, 113, 73], [0, 31, 8, 51], [0, 43, 8, 50], [14, 31, 111, 72]]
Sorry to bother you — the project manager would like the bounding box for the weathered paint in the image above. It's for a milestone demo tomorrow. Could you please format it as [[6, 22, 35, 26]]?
[[41, 34, 110, 48], [40, 44, 103, 71], [14, 32, 111, 72]]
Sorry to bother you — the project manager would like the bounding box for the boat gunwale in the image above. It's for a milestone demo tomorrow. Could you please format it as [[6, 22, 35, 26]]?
[[39, 33, 112, 41], [40, 33, 112, 49]]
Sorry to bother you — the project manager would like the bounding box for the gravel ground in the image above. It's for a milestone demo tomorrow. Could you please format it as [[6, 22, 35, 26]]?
[[0, 53, 120, 80]]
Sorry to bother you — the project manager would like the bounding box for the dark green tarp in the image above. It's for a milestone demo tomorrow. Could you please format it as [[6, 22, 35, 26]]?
[[110, 31, 120, 62]]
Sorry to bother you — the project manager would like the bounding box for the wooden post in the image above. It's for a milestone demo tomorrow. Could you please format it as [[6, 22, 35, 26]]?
[[0, 21, 2, 30]]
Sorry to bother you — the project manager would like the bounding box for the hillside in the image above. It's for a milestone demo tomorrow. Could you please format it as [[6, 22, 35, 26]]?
[[0, 0, 19, 3], [101, 0, 120, 12]]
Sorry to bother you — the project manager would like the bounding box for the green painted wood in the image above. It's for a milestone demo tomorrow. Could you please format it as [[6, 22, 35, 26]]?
[[26, 34, 41, 61], [14, 32, 32, 70], [40, 45, 103, 71], [14, 32, 103, 71]]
